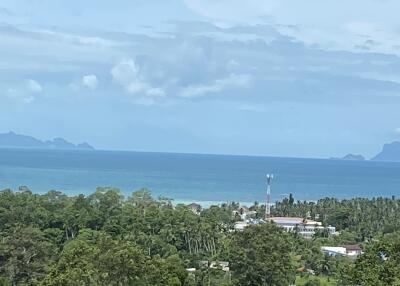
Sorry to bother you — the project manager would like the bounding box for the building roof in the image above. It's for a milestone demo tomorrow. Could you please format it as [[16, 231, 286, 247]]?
[[342, 245, 362, 251], [187, 203, 201, 209], [321, 246, 347, 255], [304, 220, 322, 226], [269, 217, 323, 226], [269, 217, 304, 225]]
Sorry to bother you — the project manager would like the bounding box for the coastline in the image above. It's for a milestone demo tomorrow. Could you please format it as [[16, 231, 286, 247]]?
[[2, 148, 400, 204]]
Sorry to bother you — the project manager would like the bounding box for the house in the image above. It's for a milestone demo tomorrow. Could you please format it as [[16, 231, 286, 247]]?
[[187, 203, 202, 214], [235, 206, 257, 220], [234, 218, 265, 231], [321, 245, 362, 257], [234, 221, 248, 231], [321, 246, 347, 256], [210, 261, 230, 272], [268, 217, 337, 239], [342, 245, 362, 257], [198, 261, 230, 272], [239, 206, 249, 214], [190, 261, 231, 281]]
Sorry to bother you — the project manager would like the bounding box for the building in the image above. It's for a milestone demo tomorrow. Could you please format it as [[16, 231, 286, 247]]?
[[188, 261, 231, 282], [268, 217, 337, 239], [234, 221, 248, 231], [234, 218, 265, 231], [187, 203, 202, 214], [321, 245, 362, 257], [198, 261, 230, 272], [341, 245, 363, 256], [321, 246, 347, 256], [233, 206, 257, 220], [210, 261, 230, 272]]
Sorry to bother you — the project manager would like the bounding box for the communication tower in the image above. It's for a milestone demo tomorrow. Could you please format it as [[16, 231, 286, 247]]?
[[266, 174, 273, 218]]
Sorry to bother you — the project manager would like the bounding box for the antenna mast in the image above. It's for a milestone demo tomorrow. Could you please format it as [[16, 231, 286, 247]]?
[[266, 174, 273, 218]]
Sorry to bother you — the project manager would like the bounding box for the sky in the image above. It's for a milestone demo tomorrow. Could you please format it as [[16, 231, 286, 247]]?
[[1, 0, 400, 158]]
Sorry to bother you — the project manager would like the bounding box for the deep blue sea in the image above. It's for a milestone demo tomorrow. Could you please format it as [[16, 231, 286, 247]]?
[[0, 148, 400, 204]]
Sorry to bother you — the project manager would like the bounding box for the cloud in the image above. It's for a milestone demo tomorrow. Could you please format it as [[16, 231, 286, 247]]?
[[81, 74, 98, 90], [6, 87, 34, 104], [27, 79, 42, 93], [111, 59, 141, 90], [2, 79, 42, 104], [184, 0, 400, 55], [2, 19, 400, 108], [1, 2, 400, 157], [146, 88, 166, 97], [111, 59, 165, 102], [179, 73, 251, 98]]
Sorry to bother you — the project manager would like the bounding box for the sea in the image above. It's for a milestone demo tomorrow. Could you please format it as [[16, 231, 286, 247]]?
[[0, 148, 400, 206]]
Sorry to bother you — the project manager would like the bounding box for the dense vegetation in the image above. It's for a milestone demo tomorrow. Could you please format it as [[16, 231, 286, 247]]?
[[0, 188, 400, 285], [273, 194, 400, 241]]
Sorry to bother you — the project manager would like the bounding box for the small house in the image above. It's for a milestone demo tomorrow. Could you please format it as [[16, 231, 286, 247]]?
[[342, 245, 362, 257], [187, 203, 202, 214]]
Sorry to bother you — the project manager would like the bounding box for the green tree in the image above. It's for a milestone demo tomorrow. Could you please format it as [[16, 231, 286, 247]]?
[[0, 226, 56, 285], [345, 232, 400, 285], [228, 223, 295, 286], [42, 230, 149, 286]]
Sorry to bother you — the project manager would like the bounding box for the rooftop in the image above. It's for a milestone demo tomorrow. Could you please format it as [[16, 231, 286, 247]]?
[[269, 217, 322, 226], [342, 245, 362, 251]]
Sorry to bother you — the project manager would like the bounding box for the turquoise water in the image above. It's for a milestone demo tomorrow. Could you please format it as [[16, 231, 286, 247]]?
[[0, 148, 400, 203]]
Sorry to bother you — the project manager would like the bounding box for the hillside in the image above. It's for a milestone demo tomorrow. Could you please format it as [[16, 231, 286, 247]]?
[[371, 141, 400, 162]]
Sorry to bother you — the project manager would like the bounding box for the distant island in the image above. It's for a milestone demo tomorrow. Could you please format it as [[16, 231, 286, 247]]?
[[330, 141, 400, 162], [331, 154, 366, 161], [0, 131, 94, 150], [371, 141, 400, 162]]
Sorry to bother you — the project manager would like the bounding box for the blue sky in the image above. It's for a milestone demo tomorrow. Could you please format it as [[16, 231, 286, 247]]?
[[1, 0, 400, 158]]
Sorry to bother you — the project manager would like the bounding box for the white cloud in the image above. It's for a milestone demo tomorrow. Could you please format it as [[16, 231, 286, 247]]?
[[4, 79, 42, 103], [126, 82, 148, 94], [146, 88, 166, 97], [394, 128, 400, 135], [27, 79, 42, 93], [180, 74, 251, 98], [111, 59, 141, 90], [6, 87, 34, 103], [82, 74, 98, 90], [111, 59, 166, 101], [184, 0, 400, 55]]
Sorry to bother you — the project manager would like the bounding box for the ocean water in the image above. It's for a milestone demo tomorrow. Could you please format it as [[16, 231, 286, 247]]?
[[0, 148, 400, 204]]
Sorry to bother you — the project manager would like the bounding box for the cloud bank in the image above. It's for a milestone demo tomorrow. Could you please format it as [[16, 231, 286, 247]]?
[[1, 0, 400, 157]]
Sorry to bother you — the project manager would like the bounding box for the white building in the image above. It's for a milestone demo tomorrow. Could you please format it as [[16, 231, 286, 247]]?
[[321, 246, 347, 256], [321, 245, 362, 257], [268, 217, 337, 239], [234, 221, 248, 231], [233, 216, 337, 239], [234, 218, 265, 231]]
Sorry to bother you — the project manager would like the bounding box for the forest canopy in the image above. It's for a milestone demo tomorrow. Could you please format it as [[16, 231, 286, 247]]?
[[0, 187, 399, 285]]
